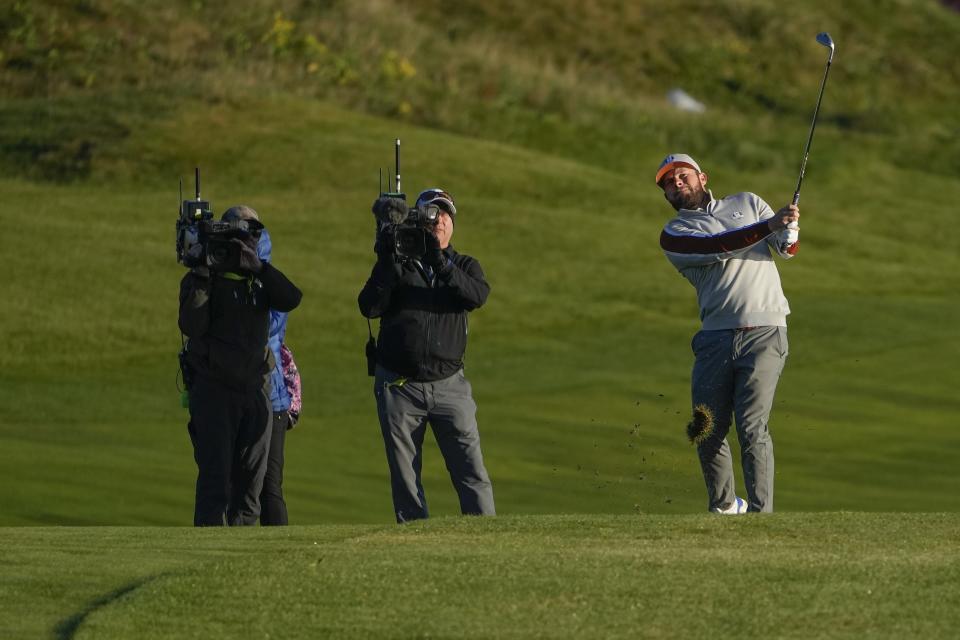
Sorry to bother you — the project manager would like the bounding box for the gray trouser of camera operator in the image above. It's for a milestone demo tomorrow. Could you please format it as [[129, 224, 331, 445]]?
[[374, 365, 495, 523], [691, 326, 788, 513]]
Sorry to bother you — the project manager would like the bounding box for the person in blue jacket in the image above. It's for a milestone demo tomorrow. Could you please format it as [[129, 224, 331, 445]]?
[[257, 226, 297, 526]]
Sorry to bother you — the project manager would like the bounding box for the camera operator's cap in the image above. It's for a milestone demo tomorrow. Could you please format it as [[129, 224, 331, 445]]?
[[221, 205, 264, 235], [416, 188, 457, 216], [655, 153, 702, 185], [222, 205, 261, 223]]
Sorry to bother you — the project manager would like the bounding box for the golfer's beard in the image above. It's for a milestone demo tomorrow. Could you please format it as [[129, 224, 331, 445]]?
[[668, 184, 706, 211]]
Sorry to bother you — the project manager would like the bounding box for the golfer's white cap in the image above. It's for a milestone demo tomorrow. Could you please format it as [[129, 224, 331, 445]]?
[[655, 153, 702, 185]]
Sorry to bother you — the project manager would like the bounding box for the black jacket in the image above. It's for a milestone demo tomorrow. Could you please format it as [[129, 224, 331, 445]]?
[[358, 245, 489, 381], [179, 262, 302, 392]]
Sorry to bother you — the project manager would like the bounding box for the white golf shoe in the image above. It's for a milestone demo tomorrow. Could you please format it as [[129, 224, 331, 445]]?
[[710, 496, 748, 514]]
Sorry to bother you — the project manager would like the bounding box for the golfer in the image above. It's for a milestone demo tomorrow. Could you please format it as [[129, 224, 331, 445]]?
[[656, 154, 799, 514]]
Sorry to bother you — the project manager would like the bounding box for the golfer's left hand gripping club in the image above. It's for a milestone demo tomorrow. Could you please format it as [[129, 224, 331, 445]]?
[[793, 32, 835, 206]]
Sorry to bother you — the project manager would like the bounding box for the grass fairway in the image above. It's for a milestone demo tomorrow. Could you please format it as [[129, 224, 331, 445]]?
[[2, 514, 958, 638]]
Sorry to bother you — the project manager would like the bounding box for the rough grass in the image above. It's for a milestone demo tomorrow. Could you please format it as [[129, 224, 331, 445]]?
[[2, 1, 959, 181]]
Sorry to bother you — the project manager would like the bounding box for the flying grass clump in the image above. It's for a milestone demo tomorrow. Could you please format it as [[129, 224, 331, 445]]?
[[686, 404, 714, 445]]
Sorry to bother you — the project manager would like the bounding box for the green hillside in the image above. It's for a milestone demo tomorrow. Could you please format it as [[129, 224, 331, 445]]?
[[1, 0, 959, 527]]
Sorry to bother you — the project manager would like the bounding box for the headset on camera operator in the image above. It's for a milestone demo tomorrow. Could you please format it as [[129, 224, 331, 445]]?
[[359, 188, 495, 523], [179, 205, 302, 527]]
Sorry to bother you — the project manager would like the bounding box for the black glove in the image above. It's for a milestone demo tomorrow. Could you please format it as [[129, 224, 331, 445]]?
[[374, 227, 396, 259], [183, 242, 205, 268], [372, 197, 409, 225], [233, 238, 263, 274], [423, 232, 445, 269]]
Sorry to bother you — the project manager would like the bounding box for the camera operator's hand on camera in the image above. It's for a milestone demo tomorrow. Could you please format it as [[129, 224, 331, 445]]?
[[424, 232, 445, 270], [372, 197, 408, 225], [233, 238, 263, 274], [371, 227, 402, 283], [184, 242, 205, 268], [374, 227, 396, 260]]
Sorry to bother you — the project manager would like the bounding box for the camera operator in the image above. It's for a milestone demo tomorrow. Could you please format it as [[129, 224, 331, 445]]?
[[358, 188, 495, 523], [179, 205, 302, 526]]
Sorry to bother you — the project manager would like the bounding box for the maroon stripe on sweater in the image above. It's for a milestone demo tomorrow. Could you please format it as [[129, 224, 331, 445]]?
[[660, 220, 770, 255]]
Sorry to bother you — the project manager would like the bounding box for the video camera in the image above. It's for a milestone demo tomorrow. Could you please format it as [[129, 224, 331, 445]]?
[[371, 139, 442, 261], [373, 199, 441, 261], [175, 168, 261, 272]]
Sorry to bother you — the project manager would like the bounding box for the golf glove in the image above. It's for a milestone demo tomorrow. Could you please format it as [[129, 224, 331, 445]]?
[[777, 223, 799, 250]]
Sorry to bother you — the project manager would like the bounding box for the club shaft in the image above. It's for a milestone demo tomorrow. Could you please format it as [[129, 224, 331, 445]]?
[[793, 57, 832, 205]]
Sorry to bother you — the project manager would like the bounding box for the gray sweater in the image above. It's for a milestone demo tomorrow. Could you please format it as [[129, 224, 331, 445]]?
[[660, 191, 799, 330]]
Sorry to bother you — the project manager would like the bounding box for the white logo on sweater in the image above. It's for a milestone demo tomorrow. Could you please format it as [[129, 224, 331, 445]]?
[[732, 211, 743, 219]]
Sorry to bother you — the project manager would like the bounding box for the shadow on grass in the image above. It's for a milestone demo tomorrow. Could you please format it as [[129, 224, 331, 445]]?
[[54, 574, 164, 639]]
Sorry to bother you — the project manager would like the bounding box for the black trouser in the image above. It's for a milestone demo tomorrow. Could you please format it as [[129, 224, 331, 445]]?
[[260, 411, 290, 526], [187, 376, 271, 526]]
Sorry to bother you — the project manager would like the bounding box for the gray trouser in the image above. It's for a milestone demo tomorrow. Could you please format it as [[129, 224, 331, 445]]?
[[691, 326, 788, 513], [374, 365, 495, 523]]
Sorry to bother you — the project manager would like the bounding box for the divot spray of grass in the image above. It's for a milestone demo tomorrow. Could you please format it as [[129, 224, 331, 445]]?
[[686, 404, 714, 445]]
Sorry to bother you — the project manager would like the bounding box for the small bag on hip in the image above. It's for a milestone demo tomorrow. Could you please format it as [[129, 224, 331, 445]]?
[[280, 343, 302, 428]]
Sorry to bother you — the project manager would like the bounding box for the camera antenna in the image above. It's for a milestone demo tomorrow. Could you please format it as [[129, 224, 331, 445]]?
[[395, 138, 401, 193], [377, 139, 405, 199], [179, 176, 183, 208], [195, 167, 201, 201]]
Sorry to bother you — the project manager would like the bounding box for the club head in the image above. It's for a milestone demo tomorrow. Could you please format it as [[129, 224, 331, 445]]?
[[816, 31, 835, 54], [817, 31, 834, 65]]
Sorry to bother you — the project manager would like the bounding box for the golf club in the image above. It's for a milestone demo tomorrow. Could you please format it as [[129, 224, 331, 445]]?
[[792, 32, 835, 206]]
